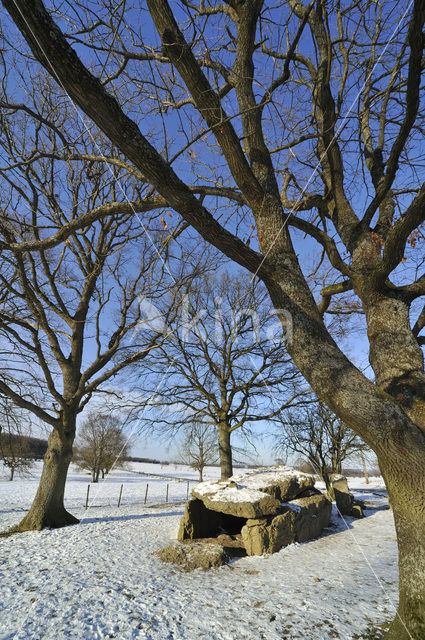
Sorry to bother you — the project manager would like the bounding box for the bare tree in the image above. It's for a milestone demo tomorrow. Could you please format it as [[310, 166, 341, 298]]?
[[0, 106, 174, 530], [178, 421, 217, 482], [4, 1, 425, 635], [278, 403, 370, 491], [0, 397, 33, 481], [74, 413, 130, 483], [138, 272, 306, 479], [292, 457, 316, 474], [0, 434, 33, 481]]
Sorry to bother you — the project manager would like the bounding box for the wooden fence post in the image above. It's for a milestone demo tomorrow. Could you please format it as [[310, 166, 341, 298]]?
[[117, 484, 124, 508]]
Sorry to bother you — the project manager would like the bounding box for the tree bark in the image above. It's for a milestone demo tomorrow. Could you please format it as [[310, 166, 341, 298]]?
[[9, 467, 14, 481], [322, 470, 332, 493], [218, 424, 233, 480], [12, 426, 79, 531], [381, 450, 425, 640], [266, 281, 425, 636]]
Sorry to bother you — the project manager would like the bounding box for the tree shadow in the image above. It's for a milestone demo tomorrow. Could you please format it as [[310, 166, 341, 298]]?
[[0, 508, 28, 514], [352, 487, 388, 495], [79, 510, 183, 525], [363, 504, 390, 512]]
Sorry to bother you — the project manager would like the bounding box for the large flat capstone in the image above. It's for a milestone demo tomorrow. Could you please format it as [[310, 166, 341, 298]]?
[[192, 482, 280, 519], [191, 467, 314, 519]]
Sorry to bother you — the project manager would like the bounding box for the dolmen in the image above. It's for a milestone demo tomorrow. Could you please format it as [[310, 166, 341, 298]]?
[[177, 467, 332, 556]]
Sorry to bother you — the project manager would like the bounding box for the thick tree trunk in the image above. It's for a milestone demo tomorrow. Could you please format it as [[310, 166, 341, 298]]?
[[321, 469, 332, 494], [218, 424, 233, 480], [12, 427, 79, 531], [199, 444, 204, 482], [9, 467, 14, 481], [380, 453, 425, 639], [386, 525, 425, 640], [264, 281, 425, 638]]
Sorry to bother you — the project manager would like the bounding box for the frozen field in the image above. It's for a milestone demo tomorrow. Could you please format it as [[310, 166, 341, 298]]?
[[0, 461, 225, 517], [0, 464, 396, 639]]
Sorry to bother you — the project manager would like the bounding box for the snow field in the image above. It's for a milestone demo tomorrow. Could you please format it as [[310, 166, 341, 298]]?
[[0, 465, 397, 639], [0, 462, 226, 517]]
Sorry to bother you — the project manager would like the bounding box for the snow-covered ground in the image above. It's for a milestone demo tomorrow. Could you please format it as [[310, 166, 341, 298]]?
[[0, 464, 396, 639], [0, 461, 224, 516]]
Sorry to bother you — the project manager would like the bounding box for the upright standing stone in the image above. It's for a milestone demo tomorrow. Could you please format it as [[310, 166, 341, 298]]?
[[330, 475, 354, 516], [178, 498, 221, 540]]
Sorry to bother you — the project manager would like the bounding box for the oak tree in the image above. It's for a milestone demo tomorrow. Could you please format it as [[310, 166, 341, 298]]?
[[0, 104, 171, 530], [178, 421, 217, 482], [3, 1, 425, 636], [74, 412, 130, 483], [138, 272, 304, 479], [278, 402, 370, 490]]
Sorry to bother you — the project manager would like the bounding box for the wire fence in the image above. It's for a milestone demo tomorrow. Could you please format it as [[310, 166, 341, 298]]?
[[0, 469, 202, 518], [82, 476, 196, 510]]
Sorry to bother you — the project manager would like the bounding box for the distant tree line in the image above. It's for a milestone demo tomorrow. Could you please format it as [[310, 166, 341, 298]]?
[[124, 456, 161, 465], [0, 433, 47, 481], [0, 434, 48, 460]]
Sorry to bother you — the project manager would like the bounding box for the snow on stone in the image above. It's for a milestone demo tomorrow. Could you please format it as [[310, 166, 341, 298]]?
[[193, 479, 268, 504], [191, 466, 313, 503], [284, 502, 303, 513], [227, 466, 313, 490]]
